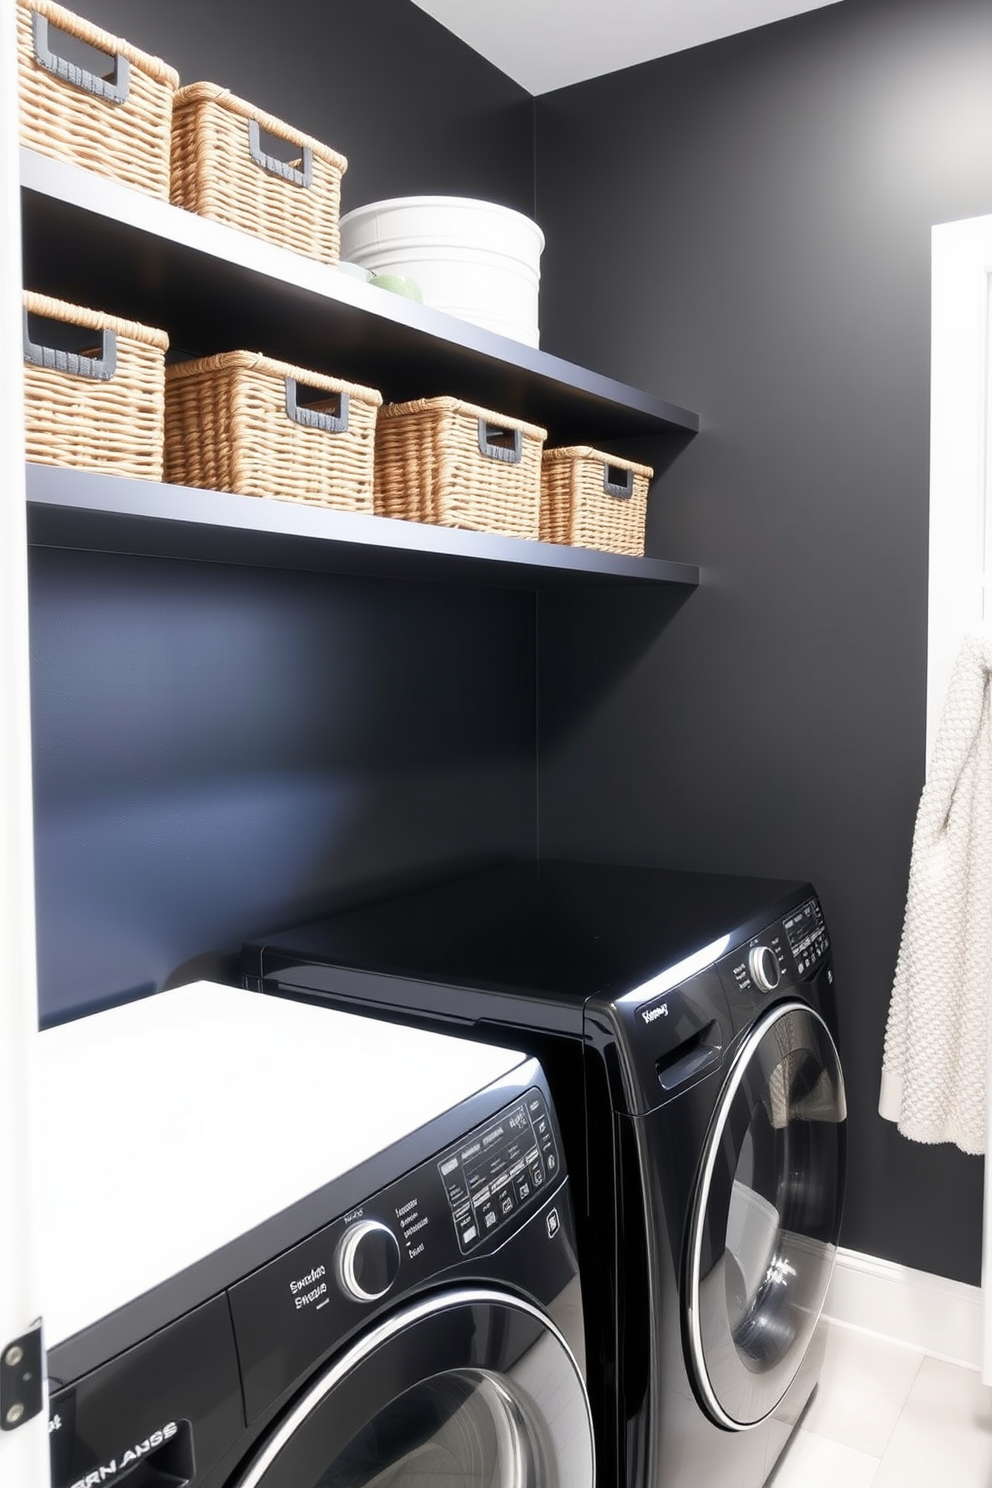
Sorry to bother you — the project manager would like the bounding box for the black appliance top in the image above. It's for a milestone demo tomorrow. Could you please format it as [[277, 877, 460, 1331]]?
[[248, 859, 811, 1025]]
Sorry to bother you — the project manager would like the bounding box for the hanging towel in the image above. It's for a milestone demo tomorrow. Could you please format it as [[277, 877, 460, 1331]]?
[[879, 628, 992, 1155]]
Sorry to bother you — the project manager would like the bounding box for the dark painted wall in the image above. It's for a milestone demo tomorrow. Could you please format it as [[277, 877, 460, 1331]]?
[[534, 0, 992, 1283], [29, 552, 537, 1024], [26, 0, 539, 1024]]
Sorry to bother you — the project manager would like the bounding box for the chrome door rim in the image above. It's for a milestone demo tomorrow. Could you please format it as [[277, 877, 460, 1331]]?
[[685, 999, 843, 1430], [232, 1284, 595, 1486]]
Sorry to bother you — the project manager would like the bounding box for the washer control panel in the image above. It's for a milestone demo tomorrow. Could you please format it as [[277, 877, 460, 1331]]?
[[783, 897, 829, 976], [227, 1081, 569, 1423], [438, 1090, 560, 1254]]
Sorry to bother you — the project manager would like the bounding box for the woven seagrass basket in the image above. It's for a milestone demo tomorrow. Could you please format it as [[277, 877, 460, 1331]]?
[[164, 351, 381, 510], [540, 446, 654, 556], [23, 290, 169, 480], [375, 396, 546, 539], [17, 0, 179, 198], [171, 84, 347, 264]]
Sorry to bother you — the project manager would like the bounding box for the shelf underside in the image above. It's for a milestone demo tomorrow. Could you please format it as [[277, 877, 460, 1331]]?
[[26, 465, 700, 590], [21, 150, 698, 449]]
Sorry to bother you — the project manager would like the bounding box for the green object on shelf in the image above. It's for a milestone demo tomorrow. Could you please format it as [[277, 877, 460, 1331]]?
[[369, 273, 423, 302]]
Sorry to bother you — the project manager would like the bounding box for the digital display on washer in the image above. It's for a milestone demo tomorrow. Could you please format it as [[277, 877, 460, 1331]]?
[[438, 1090, 560, 1253], [783, 898, 829, 976]]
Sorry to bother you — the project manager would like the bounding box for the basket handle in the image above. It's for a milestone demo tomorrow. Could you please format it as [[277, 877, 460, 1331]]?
[[248, 121, 313, 188], [285, 379, 350, 433], [477, 420, 522, 464], [31, 12, 130, 105], [23, 310, 117, 381], [603, 463, 634, 499]]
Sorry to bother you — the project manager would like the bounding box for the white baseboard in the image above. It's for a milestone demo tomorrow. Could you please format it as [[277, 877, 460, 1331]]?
[[824, 1246, 982, 1370]]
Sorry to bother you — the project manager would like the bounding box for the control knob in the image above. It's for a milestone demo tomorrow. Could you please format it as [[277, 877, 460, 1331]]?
[[748, 944, 781, 994], [336, 1220, 401, 1302]]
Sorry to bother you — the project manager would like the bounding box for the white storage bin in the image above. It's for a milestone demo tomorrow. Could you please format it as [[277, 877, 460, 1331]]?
[[339, 195, 545, 347]]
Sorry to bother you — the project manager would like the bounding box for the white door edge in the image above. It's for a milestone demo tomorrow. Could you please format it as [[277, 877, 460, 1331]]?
[[0, 0, 47, 1480]]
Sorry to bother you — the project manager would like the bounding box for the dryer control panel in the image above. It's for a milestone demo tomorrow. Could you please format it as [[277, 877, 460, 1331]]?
[[782, 897, 830, 977], [437, 1090, 560, 1253], [719, 896, 829, 1002]]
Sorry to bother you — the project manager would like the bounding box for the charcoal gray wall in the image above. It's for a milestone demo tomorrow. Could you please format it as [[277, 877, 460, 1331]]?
[[30, 552, 537, 1024], [534, 0, 992, 1283], [27, 0, 538, 1023]]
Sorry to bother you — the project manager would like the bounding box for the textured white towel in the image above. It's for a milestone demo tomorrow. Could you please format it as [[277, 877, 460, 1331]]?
[[879, 628, 992, 1155]]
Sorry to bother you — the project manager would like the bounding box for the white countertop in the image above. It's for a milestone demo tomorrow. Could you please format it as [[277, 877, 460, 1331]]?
[[38, 982, 526, 1347]]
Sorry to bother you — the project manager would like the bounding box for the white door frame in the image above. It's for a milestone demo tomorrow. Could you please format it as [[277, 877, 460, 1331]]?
[[927, 214, 992, 757], [929, 211, 992, 1385]]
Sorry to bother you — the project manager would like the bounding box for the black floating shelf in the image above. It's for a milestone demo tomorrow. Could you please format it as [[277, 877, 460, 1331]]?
[[20, 149, 699, 447], [25, 465, 701, 591]]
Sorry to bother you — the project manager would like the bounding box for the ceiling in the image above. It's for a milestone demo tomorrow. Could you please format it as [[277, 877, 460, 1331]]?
[[410, 0, 844, 96]]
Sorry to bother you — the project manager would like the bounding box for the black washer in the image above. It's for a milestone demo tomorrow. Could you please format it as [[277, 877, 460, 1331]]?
[[45, 1036, 593, 1488]]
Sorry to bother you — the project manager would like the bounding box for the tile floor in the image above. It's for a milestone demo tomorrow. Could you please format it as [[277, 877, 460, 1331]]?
[[769, 1322, 992, 1488]]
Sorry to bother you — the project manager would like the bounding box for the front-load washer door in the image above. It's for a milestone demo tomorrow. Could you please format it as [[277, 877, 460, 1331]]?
[[230, 1287, 595, 1487], [685, 1000, 846, 1430]]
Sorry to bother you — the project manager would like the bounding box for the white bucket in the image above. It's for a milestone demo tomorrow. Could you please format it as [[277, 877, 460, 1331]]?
[[339, 196, 545, 347]]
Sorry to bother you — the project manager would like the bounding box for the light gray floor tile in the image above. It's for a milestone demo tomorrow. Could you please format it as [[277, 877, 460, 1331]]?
[[801, 1321, 925, 1455], [868, 1355, 992, 1488], [767, 1427, 881, 1488]]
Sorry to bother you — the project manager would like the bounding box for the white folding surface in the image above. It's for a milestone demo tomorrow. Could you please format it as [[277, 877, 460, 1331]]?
[[38, 981, 526, 1348]]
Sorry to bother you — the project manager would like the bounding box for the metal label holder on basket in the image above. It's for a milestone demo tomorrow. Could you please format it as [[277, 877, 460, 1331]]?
[[248, 120, 313, 189], [285, 379, 349, 434], [604, 464, 635, 499], [31, 11, 130, 104], [477, 420, 522, 464], [23, 310, 117, 382]]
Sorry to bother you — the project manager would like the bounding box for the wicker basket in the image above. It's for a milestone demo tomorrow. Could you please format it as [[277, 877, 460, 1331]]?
[[164, 350, 381, 510], [23, 290, 168, 479], [17, 0, 179, 198], [171, 84, 347, 264], [540, 446, 654, 556], [375, 397, 546, 538]]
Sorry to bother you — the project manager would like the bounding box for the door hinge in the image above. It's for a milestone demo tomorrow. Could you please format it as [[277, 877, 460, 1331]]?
[[1, 1320, 43, 1430]]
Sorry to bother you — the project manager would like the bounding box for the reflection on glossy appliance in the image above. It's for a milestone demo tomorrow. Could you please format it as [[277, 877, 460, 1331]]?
[[38, 982, 594, 1488], [244, 859, 847, 1488]]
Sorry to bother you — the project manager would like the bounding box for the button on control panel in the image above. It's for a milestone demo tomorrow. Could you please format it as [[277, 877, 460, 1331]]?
[[437, 1090, 559, 1254], [336, 1219, 402, 1303], [783, 897, 830, 976], [748, 943, 781, 993]]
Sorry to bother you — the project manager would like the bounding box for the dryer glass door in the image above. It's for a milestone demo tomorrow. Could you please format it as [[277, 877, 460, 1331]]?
[[232, 1287, 594, 1488], [686, 1000, 846, 1430]]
